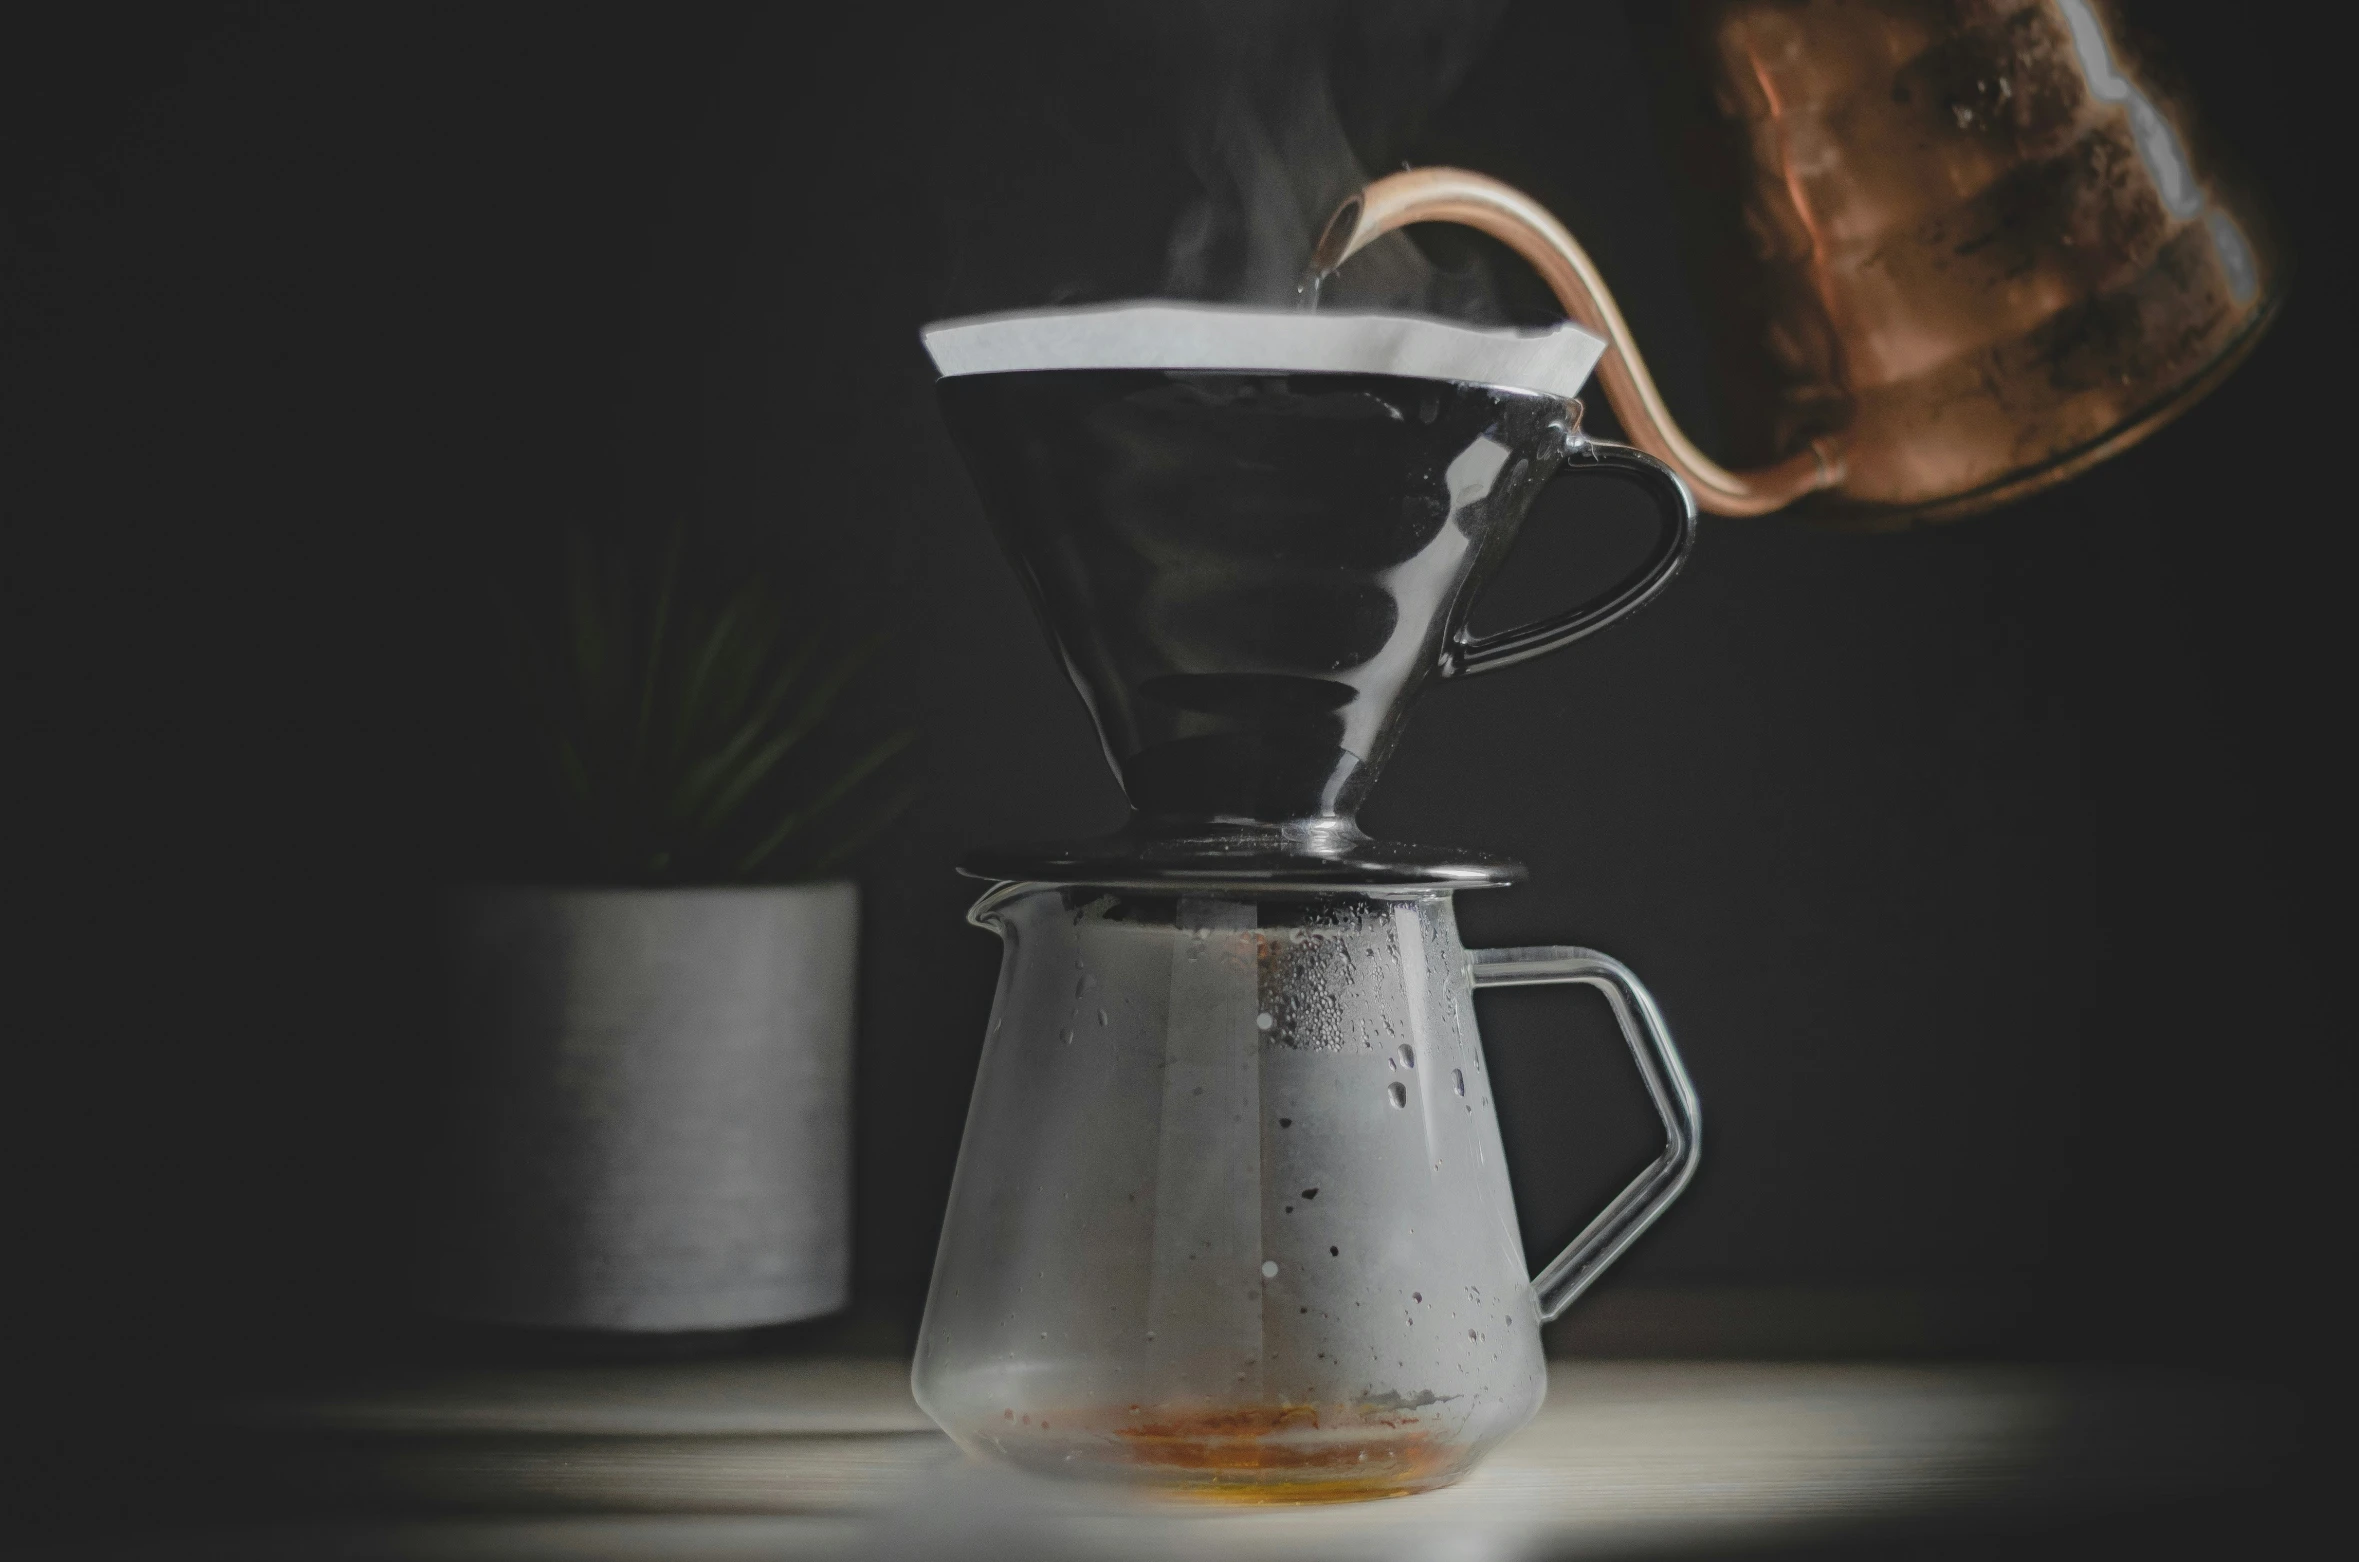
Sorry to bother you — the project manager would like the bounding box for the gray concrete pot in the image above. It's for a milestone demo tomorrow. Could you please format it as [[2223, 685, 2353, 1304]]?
[[419, 883, 856, 1332]]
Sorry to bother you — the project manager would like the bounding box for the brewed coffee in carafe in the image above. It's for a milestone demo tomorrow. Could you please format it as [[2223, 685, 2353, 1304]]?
[[913, 302, 1703, 1500]]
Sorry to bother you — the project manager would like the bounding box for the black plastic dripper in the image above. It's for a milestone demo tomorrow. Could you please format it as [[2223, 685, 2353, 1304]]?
[[938, 368, 1640, 884]]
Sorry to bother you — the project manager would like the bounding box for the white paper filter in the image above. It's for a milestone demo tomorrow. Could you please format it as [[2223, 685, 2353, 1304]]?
[[920, 302, 1605, 401]]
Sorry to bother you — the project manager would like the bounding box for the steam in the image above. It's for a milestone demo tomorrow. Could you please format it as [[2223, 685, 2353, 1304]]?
[[1144, 0, 1512, 317]]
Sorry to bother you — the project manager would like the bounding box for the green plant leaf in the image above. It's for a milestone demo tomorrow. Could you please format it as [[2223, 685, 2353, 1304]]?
[[676, 627, 854, 832], [505, 527, 903, 884], [734, 726, 917, 877], [664, 586, 767, 769], [662, 634, 821, 837], [694, 634, 885, 832], [799, 780, 922, 878], [630, 522, 686, 805]]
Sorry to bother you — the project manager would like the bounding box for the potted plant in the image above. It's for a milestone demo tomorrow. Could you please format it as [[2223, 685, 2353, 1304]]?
[[416, 529, 913, 1335]]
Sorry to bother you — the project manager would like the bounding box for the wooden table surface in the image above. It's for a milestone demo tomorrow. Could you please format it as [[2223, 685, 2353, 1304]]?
[[31, 1355, 2300, 1560]]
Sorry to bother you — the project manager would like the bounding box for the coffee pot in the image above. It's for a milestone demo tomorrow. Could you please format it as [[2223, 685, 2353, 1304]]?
[[916, 885, 1695, 1501], [911, 304, 1701, 1498]]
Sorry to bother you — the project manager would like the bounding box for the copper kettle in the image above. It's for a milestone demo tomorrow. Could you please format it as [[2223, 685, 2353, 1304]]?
[[1311, 0, 2281, 525]]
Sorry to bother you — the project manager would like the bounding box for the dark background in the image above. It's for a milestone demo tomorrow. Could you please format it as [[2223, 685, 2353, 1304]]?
[[4, 0, 2342, 1442]]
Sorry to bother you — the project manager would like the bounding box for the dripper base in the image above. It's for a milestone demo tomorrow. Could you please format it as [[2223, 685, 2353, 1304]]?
[[959, 821, 1520, 889]]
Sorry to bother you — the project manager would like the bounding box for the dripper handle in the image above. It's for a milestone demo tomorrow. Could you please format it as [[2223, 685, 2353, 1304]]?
[[1441, 433, 1697, 678], [1468, 945, 1701, 1323]]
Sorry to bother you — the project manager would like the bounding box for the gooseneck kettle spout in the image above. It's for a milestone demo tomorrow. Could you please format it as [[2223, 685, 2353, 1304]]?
[[1310, 168, 1844, 518]]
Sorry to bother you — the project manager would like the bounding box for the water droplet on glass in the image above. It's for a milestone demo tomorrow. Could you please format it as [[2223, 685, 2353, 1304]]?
[[1397, 1043, 1415, 1069], [1452, 1068, 1465, 1097], [1256, 1011, 1275, 1032], [1060, 1028, 1074, 1045], [1097, 1008, 1108, 1026], [1261, 1260, 1279, 1278], [1387, 1081, 1407, 1108]]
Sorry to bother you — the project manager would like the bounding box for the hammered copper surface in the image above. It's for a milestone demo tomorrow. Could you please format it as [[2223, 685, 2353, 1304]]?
[[1319, 0, 2280, 524], [1709, 0, 2278, 520]]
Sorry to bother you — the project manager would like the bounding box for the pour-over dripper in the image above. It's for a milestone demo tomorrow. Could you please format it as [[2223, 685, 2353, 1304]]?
[[926, 304, 1697, 883]]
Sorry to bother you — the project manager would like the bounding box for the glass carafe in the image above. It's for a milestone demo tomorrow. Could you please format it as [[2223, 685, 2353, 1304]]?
[[912, 881, 1699, 1502]]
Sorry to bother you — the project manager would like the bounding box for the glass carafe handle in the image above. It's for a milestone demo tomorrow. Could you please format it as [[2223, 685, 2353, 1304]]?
[[1467, 946, 1702, 1322], [1441, 432, 1698, 678]]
